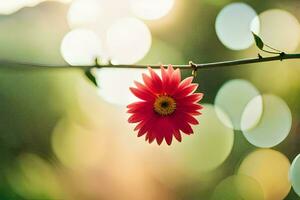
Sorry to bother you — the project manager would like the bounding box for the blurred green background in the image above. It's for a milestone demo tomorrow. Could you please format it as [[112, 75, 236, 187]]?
[[1, 0, 300, 199]]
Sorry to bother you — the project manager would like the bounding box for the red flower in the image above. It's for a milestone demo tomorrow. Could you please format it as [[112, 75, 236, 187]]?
[[127, 65, 203, 145]]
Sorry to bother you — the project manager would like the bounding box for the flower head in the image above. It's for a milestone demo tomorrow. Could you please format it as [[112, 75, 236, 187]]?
[[127, 65, 203, 145]]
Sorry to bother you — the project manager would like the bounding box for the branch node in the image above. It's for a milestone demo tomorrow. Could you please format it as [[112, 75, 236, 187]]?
[[258, 53, 263, 59], [189, 61, 198, 77], [94, 57, 100, 67], [280, 52, 286, 61]]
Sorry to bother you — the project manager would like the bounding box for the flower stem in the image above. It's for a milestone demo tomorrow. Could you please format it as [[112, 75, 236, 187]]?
[[1, 53, 300, 71]]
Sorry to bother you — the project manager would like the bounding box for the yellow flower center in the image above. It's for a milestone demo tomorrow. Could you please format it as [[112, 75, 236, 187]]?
[[154, 95, 176, 116]]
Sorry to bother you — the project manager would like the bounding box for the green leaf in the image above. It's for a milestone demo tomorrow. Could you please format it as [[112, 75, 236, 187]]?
[[252, 32, 264, 50], [85, 69, 98, 87]]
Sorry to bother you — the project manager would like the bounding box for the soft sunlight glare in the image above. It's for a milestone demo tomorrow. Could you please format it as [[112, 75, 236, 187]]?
[[239, 149, 291, 200], [242, 94, 292, 148], [95, 68, 147, 105], [130, 0, 174, 20], [106, 17, 152, 64], [61, 29, 103, 65], [215, 2, 259, 50], [258, 9, 300, 52]]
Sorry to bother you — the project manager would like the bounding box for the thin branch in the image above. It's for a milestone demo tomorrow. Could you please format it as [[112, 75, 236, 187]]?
[[264, 44, 282, 53], [260, 49, 282, 55], [0, 53, 300, 71]]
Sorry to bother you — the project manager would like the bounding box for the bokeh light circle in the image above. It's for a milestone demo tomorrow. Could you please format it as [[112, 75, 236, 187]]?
[[214, 79, 262, 130], [6, 154, 63, 199], [67, 0, 103, 28], [106, 17, 152, 64], [238, 149, 291, 200], [211, 175, 264, 200], [242, 94, 292, 148], [0, 1, 35, 15], [0, 0, 72, 15], [290, 154, 300, 197], [215, 2, 259, 50], [177, 104, 234, 173], [67, 0, 131, 37], [130, 0, 174, 20], [61, 29, 103, 65], [95, 68, 150, 106], [258, 9, 300, 52], [51, 118, 107, 170]]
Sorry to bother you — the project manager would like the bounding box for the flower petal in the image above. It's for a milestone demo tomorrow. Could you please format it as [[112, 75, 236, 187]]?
[[161, 66, 170, 90], [182, 114, 199, 125], [155, 132, 164, 145], [147, 131, 156, 143], [180, 122, 193, 135], [165, 68, 181, 94], [176, 93, 204, 103], [171, 68, 181, 85], [127, 101, 152, 113], [173, 130, 182, 142], [179, 77, 193, 88], [148, 67, 163, 91], [173, 83, 198, 98], [171, 76, 194, 95], [172, 114, 194, 135], [136, 115, 159, 137], [127, 101, 143, 109], [177, 103, 203, 113], [164, 131, 173, 145], [129, 87, 156, 101], [163, 119, 174, 145], [167, 64, 175, 74], [138, 126, 148, 137], [134, 81, 150, 92], [134, 121, 145, 131], [128, 113, 144, 123], [142, 72, 162, 94]]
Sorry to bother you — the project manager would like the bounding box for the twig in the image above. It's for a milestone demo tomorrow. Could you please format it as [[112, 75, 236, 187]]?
[[0, 53, 300, 71]]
